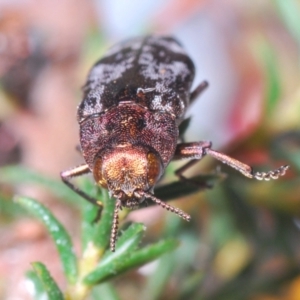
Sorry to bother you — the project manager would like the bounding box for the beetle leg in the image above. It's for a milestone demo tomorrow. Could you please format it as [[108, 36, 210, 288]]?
[[190, 80, 209, 104], [60, 164, 104, 216], [174, 142, 289, 181]]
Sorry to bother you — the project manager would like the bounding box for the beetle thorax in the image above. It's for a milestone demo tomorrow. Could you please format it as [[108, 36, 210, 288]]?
[[93, 144, 162, 200]]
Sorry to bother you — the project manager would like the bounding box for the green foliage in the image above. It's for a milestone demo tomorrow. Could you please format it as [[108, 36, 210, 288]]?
[[15, 196, 78, 284], [11, 192, 180, 299], [2, 163, 211, 300], [84, 239, 178, 284], [26, 270, 48, 300], [31, 262, 64, 300]]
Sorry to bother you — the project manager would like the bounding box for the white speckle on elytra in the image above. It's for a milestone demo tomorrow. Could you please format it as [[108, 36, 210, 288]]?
[[89, 63, 128, 84], [138, 51, 154, 65], [80, 85, 105, 118], [140, 60, 190, 82], [150, 95, 173, 112], [88, 52, 135, 86], [155, 82, 168, 93]]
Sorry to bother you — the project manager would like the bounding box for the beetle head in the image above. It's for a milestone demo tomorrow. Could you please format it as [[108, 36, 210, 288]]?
[[93, 144, 162, 202]]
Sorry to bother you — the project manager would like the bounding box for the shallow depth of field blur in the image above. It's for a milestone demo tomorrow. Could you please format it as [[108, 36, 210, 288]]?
[[1, 0, 300, 299]]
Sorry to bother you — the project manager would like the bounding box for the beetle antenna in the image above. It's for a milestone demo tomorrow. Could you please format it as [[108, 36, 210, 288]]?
[[140, 191, 191, 221], [205, 148, 289, 181], [110, 200, 121, 252], [252, 165, 289, 180]]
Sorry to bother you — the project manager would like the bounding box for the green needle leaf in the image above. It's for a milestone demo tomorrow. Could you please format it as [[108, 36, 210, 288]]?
[[15, 196, 78, 284], [91, 190, 116, 250], [83, 222, 145, 280], [0, 165, 82, 205], [80, 187, 117, 252], [261, 43, 281, 115], [26, 270, 47, 300], [92, 283, 121, 300], [31, 262, 64, 300], [84, 239, 179, 284], [101, 222, 146, 260]]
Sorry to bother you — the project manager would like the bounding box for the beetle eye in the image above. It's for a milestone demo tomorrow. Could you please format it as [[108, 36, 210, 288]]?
[[147, 152, 162, 187], [93, 157, 108, 188]]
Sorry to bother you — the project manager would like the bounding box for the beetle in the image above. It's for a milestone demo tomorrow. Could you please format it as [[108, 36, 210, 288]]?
[[61, 36, 289, 251]]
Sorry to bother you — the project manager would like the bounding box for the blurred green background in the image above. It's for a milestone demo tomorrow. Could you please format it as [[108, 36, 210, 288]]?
[[0, 0, 300, 299]]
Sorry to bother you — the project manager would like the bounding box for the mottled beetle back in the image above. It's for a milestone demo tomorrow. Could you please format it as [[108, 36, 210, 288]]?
[[77, 36, 195, 122]]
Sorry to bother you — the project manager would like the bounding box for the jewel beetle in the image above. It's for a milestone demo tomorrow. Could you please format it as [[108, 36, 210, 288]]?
[[61, 36, 289, 251]]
